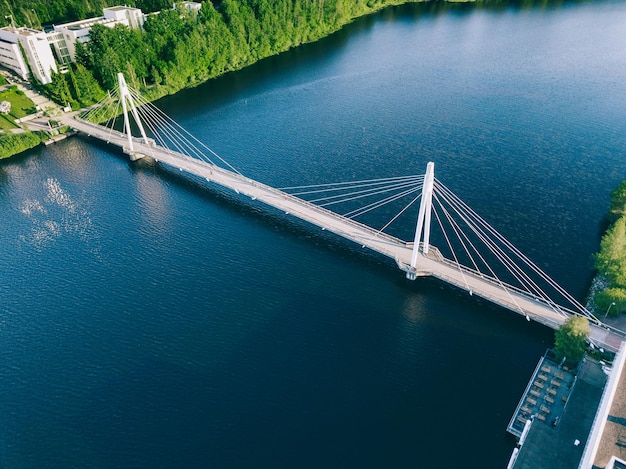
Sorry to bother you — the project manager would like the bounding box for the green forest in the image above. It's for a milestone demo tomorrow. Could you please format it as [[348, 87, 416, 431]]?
[[44, 0, 433, 110], [595, 180, 626, 315], [23, 0, 573, 109], [0, 0, 170, 29]]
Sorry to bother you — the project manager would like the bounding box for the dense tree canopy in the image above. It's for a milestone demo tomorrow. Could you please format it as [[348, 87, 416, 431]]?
[[554, 316, 590, 365], [595, 214, 626, 315], [44, 0, 436, 108], [609, 180, 626, 223], [0, 0, 168, 29], [596, 217, 626, 287], [46, 63, 105, 109]]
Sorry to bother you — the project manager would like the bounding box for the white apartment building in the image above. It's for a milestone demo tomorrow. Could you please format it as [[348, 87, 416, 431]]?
[[0, 37, 28, 80], [103, 6, 144, 29], [0, 6, 145, 84], [46, 30, 72, 66], [49, 6, 144, 63], [0, 27, 57, 84], [180, 2, 202, 13]]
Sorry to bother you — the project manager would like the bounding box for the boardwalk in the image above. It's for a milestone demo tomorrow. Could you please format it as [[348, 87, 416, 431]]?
[[61, 115, 625, 352]]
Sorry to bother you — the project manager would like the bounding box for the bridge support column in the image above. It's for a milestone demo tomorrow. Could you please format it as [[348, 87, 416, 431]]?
[[407, 161, 434, 280], [118, 72, 150, 160]]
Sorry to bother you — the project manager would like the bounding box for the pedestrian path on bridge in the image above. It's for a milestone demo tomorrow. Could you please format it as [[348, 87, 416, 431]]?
[[59, 73, 625, 352]]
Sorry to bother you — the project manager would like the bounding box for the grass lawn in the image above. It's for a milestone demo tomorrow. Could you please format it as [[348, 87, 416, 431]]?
[[0, 114, 18, 130], [0, 86, 37, 120]]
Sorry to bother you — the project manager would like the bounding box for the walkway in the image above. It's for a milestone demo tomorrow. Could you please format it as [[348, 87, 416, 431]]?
[[0, 69, 59, 114], [59, 115, 626, 352]]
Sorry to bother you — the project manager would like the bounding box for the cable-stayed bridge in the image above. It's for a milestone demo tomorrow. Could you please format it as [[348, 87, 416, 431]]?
[[59, 73, 625, 351]]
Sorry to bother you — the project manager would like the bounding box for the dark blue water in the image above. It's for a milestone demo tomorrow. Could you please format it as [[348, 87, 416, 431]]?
[[1, 1, 626, 468]]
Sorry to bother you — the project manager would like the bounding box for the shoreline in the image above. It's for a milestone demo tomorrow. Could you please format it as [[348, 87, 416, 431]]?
[[0, 0, 571, 160], [3, 1, 422, 160]]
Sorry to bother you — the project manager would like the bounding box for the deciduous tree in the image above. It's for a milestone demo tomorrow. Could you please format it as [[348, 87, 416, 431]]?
[[554, 316, 590, 365]]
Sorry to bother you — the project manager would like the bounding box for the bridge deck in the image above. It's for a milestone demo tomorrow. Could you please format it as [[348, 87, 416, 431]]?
[[63, 116, 625, 352]]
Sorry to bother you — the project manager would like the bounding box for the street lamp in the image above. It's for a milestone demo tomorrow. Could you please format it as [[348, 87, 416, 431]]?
[[604, 302, 616, 318]]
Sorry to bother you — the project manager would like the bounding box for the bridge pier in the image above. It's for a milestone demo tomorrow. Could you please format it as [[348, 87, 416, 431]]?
[[123, 148, 146, 161]]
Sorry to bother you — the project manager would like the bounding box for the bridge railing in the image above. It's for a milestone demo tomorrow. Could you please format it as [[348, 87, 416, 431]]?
[[71, 117, 413, 251], [424, 251, 575, 319], [430, 253, 626, 338], [215, 164, 410, 250], [67, 116, 626, 342], [433, 268, 564, 328]]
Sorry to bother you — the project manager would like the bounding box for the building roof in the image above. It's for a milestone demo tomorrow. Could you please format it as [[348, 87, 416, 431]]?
[[104, 5, 141, 11], [54, 17, 108, 31], [507, 355, 578, 439], [593, 351, 626, 467], [512, 359, 607, 469], [0, 26, 45, 37]]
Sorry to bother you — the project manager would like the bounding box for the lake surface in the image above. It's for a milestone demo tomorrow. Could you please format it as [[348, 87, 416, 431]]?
[[1, 1, 626, 467]]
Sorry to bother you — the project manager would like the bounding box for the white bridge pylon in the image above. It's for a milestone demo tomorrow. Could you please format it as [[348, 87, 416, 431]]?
[[400, 162, 607, 333], [118, 72, 150, 159], [408, 161, 434, 278]]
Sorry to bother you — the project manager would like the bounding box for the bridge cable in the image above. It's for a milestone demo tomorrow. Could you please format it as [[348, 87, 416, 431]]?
[[433, 184, 563, 314], [431, 204, 471, 292], [126, 88, 216, 164], [374, 193, 422, 238], [127, 89, 214, 165], [289, 176, 422, 198], [81, 90, 121, 137], [433, 180, 592, 321], [127, 87, 242, 175], [432, 192, 483, 274], [279, 174, 424, 192], [434, 179, 591, 319], [312, 179, 420, 206], [433, 188, 543, 297], [432, 191, 528, 314], [343, 186, 421, 219], [281, 175, 425, 237]]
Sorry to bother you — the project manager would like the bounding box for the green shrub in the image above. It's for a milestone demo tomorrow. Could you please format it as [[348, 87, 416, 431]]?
[[0, 132, 43, 159], [594, 181, 626, 317], [554, 316, 590, 365], [596, 288, 626, 316], [609, 180, 626, 223], [595, 217, 626, 288]]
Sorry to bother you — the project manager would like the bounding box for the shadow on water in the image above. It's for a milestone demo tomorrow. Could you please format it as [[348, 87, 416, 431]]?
[[0, 163, 7, 182], [155, 25, 354, 116], [154, 3, 441, 116], [152, 0, 604, 122], [83, 133, 393, 271], [0, 147, 46, 196], [0, 145, 42, 167]]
